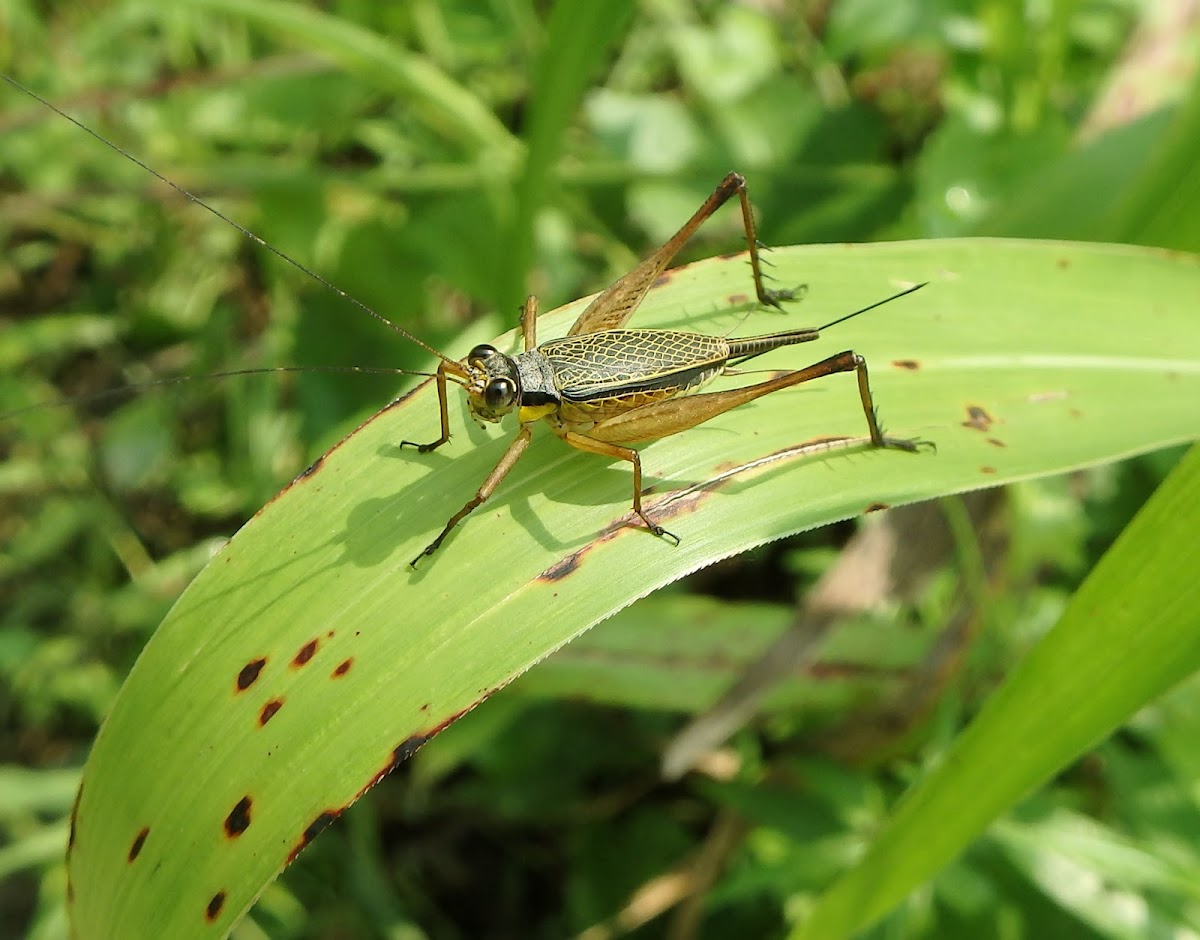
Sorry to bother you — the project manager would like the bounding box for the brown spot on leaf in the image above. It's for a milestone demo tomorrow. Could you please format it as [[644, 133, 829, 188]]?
[[205, 892, 225, 922], [987, 438, 1006, 448], [355, 704, 487, 804], [358, 734, 432, 796], [259, 699, 283, 725], [1057, 257, 1070, 268], [237, 658, 267, 692], [961, 405, 994, 432], [391, 734, 431, 768], [296, 454, 325, 480], [892, 359, 920, 370], [635, 485, 716, 527], [332, 658, 353, 678], [292, 639, 319, 668], [727, 292, 749, 306], [287, 810, 341, 864], [864, 503, 889, 513], [540, 553, 582, 582], [225, 797, 252, 838], [68, 785, 81, 851], [981, 466, 997, 474], [652, 272, 672, 288], [538, 504, 660, 576], [128, 827, 149, 862]]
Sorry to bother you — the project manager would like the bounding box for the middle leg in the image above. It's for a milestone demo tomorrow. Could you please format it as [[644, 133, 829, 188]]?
[[558, 430, 681, 544]]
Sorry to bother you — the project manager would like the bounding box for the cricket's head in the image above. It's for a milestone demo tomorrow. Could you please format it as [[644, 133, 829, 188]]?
[[459, 344, 520, 424]]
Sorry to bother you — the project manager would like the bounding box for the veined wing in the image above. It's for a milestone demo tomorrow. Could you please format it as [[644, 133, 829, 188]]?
[[540, 330, 730, 401]]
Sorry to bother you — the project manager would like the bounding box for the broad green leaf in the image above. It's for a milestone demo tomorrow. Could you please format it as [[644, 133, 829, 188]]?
[[67, 239, 1200, 938]]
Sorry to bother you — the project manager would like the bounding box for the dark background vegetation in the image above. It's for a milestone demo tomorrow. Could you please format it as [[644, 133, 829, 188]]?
[[2, 1, 1199, 938]]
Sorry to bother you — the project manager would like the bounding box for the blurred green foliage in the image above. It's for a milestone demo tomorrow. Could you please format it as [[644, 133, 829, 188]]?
[[1, 1, 1198, 938]]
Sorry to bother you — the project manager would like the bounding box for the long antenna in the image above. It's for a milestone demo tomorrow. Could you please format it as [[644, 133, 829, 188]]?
[[0, 366, 441, 420], [817, 282, 927, 332], [1, 73, 460, 368]]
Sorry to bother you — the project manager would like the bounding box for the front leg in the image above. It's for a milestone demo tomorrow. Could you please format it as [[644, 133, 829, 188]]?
[[410, 424, 534, 567], [400, 363, 454, 453]]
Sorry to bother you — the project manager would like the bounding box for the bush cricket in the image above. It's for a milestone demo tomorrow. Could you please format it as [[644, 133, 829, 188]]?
[[5, 77, 930, 570], [404, 174, 930, 565]]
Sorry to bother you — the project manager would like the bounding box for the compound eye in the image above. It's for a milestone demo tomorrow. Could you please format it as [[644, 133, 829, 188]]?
[[467, 344, 499, 364], [483, 377, 516, 411]]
